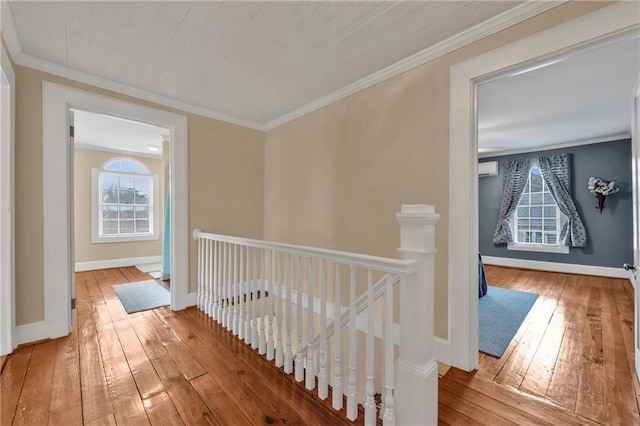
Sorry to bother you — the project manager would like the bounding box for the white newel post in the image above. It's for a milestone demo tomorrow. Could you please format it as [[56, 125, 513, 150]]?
[[395, 205, 439, 426]]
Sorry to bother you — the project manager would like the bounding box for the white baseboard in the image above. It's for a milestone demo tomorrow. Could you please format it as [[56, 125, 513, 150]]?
[[433, 336, 451, 365], [75, 255, 163, 272], [16, 321, 49, 345], [185, 292, 198, 307], [482, 256, 630, 278]]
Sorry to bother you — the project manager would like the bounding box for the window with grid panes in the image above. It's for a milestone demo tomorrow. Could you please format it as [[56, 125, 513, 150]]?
[[511, 167, 566, 246], [92, 158, 158, 242]]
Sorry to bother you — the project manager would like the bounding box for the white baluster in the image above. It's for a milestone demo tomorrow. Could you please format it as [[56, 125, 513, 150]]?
[[238, 245, 244, 339], [305, 257, 315, 390], [252, 247, 259, 350], [216, 241, 223, 322], [318, 259, 328, 400], [332, 263, 343, 410], [197, 238, 202, 310], [232, 244, 239, 334], [275, 251, 284, 367], [346, 265, 358, 421], [266, 250, 275, 361], [222, 243, 231, 328], [205, 240, 214, 317], [209, 240, 217, 317], [201, 239, 207, 315], [294, 255, 304, 382], [364, 268, 376, 425], [284, 253, 293, 374], [258, 248, 267, 355], [244, 246, 251, 344], [382, 274, 395, 425]]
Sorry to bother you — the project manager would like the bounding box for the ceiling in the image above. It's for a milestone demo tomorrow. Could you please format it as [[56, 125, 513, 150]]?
[[3, 0, 539, 129], [478, 36, 640, 153], [73, 110, 169, 158]]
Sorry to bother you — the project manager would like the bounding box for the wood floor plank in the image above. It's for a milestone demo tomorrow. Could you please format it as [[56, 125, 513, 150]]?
[[12, 339, 57, 425], [142, 391, 186, 426], [0, 344, 33, 425], [439, 377, 548, 425], [110, 316, 166, 400], [190, 374, 254, 425], [48, 330, 83, 426], [154, 308, 313, 425], [77, 272, 115, 424], [141, 310, 207, 381], [127, 313, 217, 425], [574, 277, 606, 424], [437, 403, 483, 426], [84, 413, 117, 426], [438, 386, 517, 426], [96, 321, 150, 425], [445, 368, 600, 426]]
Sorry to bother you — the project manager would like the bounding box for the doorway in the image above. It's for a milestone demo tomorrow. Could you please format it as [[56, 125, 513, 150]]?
[[72, 109, 171, 291], [42, 83, 189, 339], [448, 2, 640, 371]]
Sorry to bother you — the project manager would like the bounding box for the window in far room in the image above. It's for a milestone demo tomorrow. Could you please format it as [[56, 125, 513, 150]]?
[[91, 157, 159, 243], [509, 166, 568, 253]]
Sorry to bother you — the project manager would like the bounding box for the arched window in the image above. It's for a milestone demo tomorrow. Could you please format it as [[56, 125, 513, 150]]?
[[91, 157, 159, 243]]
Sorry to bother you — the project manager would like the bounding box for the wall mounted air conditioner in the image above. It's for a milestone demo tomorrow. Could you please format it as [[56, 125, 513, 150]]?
[[478, 161, 498, 177]]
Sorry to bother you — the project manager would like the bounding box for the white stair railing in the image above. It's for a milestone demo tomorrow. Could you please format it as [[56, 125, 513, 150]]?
[[193, 205, 439, 425]]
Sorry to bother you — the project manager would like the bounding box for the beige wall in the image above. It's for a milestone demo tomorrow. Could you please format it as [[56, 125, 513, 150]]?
[[14, 65, 264, 325], [264, 1, 610, 339], [73, 148, 164, 263]]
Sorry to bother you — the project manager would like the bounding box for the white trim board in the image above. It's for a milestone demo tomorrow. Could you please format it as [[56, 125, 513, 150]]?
[[0, 34, 16, 356], [482, 256, 630, 279], [75, 255, 163, 273], [16, 321, 49, 345], [43, 82, 190, 340], [1, 0, 560, 132], [478, 133, 631, 159], [449, 2, 640, 372]]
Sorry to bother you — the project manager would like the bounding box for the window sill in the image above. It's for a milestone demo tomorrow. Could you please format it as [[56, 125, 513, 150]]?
[[507, 243, 569, 254], [91, 234, 159, 244]]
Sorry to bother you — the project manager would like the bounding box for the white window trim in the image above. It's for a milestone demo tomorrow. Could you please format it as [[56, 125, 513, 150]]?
[[507, 166, 569, 254], [90, 167, 160, 243], [507, 242, 569, 254]]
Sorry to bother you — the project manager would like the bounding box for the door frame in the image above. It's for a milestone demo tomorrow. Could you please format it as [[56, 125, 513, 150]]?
[[448, 2, 640, 371], [632, 77, 640, 375], [1, 41, 16, 355], [42, 82, 189, 339]]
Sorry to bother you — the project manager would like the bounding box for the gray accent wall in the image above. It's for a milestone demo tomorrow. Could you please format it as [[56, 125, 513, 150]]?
[[479, 139, 632, 268]]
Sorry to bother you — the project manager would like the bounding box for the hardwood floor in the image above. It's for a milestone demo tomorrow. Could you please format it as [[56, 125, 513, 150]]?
[[2, 266, 639, 425], [439, 265, 640, 425], [1, 267, 353, 426]]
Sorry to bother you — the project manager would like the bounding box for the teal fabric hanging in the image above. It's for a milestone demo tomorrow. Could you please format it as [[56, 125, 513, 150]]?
[[162, 182, 171, 280]]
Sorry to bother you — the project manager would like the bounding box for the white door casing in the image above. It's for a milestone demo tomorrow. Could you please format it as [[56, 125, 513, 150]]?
[[42, 82, 189, 339], [0, 38, 16, 355], [632, 79, 640, 376], [449, 3, 640, 371]]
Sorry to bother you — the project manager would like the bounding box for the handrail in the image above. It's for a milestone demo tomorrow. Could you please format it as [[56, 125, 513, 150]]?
[[193, 229, 416, 274], [302, 273, 400, 353]]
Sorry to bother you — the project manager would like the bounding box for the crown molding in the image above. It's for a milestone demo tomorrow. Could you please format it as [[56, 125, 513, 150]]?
[[478, 133, 631, 158], [264, 1, 566, 131], [13, 53, 265, 131]]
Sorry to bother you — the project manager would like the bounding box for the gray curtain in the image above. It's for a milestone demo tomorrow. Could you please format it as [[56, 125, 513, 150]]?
[[537, 154, 587, 247], [492, 159, 532, 244]]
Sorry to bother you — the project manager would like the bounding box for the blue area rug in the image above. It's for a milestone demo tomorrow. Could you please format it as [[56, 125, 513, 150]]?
[[479, 286, 538, 358], [112, 280, 170, 314]]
